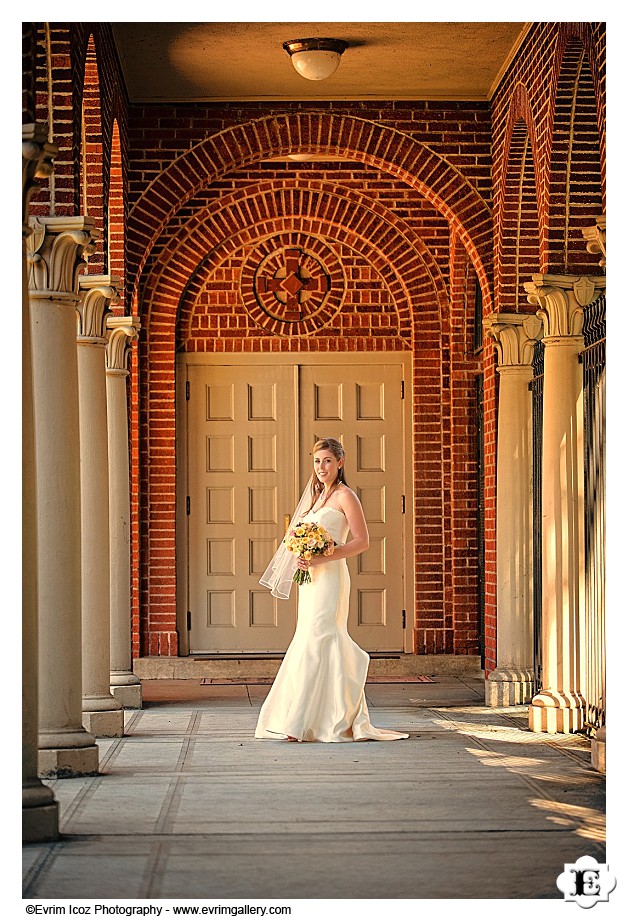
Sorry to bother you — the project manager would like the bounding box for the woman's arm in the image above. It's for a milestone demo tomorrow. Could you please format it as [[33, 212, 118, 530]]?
[[300, 488, 369, 569]]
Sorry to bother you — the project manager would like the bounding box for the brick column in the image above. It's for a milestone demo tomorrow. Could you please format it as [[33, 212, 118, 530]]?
[[22, 125, 59, 839], [524, 274, 605, 733], [77, 276, 125, 736], [483, 312, 542, 706], [106, 316, 142, 708], [27, 216, 100, 776]]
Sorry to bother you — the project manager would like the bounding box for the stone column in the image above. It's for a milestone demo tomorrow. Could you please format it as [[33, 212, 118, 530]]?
[[106, 316, 142, 708], [22, 125, 59, 839], [77, 276, 125, 736], [483, 312, 542, 706], [27, 216, 100, 776], [524, 274, 606, 733]]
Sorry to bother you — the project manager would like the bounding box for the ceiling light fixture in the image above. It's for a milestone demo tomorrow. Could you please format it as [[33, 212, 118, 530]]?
[[283, 38, 349, 81]]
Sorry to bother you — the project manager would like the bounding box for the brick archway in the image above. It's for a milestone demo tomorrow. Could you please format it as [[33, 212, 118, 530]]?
[[494, 83, 541, 312], [494, 84, 542, 314], [128, 112, 492, 308], [141, 179, 448, 343], [136, 187, 455, 657], [547, 35, 604, 274]]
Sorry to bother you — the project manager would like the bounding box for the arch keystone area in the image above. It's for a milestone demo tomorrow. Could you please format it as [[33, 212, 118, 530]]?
[[128, 113, 492, 303]]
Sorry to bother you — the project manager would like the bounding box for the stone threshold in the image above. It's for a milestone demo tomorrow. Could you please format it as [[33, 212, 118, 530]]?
[[133, 654, 483, 680]]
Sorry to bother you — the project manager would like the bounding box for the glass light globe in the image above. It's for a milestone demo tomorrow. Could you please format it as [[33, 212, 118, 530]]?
[[291, 50, 342, 81]]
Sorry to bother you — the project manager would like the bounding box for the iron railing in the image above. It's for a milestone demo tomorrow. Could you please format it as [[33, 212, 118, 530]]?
[[476, 374, 485, 668], [530, 339, 545, 694], [581, 294, 606, 735]]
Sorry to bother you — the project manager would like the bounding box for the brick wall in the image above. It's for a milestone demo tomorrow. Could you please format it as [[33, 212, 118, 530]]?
[[25, 24, 129, 245], [22, 23, 38, 124], [131, 102, 490, 658], [126, 106, 494, 306], [492, 21, 605, 299], [28, 24, 74, 216], [22, 22, 606, 672]]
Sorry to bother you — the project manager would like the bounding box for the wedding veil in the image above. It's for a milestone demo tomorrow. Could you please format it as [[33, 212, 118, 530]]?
[[259, 474, 315, 599]]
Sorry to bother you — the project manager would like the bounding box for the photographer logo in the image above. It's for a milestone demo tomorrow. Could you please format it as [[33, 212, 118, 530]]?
[[556, 856, 616, 908]]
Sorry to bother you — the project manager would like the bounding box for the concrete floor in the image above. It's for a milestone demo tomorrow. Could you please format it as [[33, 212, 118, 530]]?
[[22, 677, 606, 904]]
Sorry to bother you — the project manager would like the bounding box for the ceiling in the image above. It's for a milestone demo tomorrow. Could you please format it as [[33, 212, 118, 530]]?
[[111, 22, 531, 104]]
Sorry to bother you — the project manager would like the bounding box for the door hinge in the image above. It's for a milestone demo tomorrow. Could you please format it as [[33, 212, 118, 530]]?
[[187, 611, 192, 631], [401, 379, 405, 399], [186, 496, 191, 515], [186, 380, 190, 400], [402, 609, 406, 629], [401, 495, 406, 514]]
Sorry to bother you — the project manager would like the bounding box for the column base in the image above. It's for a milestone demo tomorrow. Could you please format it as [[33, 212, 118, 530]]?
[[23, 801, 59, 842], [111, 683, 143, 709], [110, 671, 143, 708], [485, 667, 535, 706], [591, 726, 606, 773], [22, 779, 59, 842], [528, 689, 586, 733], [39, 743, 100, 778], [83, 707, 125, 737]]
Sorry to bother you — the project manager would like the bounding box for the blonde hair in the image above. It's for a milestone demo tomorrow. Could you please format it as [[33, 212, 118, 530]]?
[[309, 438, 347, 509]]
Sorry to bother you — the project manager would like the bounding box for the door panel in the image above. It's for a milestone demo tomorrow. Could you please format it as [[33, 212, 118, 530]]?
[[187, 364, 297, 653], [299, 364, 405, 651], [186, 360, 406, 653]]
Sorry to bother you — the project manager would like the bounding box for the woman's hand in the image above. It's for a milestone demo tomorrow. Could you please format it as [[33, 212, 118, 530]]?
[[297, 554, 327, 571]]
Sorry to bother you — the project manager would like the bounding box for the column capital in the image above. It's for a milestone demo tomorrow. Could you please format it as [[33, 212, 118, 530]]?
[[582, 214, 606, 268], [106, 316, 141, 372], [22, 124, 57, 236], [77, 275, 121, 342], [524, 274, 606, 339], [27, 216, 101, 300], [483, 311, 543, 368]]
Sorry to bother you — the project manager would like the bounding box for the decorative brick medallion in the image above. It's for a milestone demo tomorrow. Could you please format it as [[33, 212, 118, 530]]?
[[241, 235, 346, 337]]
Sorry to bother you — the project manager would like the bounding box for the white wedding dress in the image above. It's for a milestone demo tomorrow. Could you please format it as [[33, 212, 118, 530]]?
[[255, 506, 409, 743]]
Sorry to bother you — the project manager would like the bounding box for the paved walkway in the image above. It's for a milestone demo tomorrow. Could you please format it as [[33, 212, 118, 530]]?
[[23, 677, 606, 903]]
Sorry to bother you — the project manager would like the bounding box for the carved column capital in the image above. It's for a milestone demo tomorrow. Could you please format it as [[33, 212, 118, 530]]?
[[77, 275, 121, 342], [27, 217, 101, 301], [524, 274, 606, 339], [582, 215, 606, 268], [483, 312, 543, 369], [106, 316, 141, 373], [22, 124, 57, 237]]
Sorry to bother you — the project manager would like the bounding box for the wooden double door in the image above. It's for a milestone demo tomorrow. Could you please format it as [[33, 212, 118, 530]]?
[[183, 357, 410, 654]]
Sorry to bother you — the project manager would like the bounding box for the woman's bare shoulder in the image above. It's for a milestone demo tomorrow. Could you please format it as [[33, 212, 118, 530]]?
[[337, 484, 360, 507]]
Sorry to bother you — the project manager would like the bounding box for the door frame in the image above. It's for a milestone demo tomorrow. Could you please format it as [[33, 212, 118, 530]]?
[[175, 351, 415, 655]]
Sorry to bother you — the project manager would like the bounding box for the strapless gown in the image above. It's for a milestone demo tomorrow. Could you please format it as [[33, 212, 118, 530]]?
[[255, 506, 409, 742]]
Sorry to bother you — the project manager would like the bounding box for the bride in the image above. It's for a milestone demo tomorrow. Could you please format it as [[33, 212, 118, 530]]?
[[255, 438, 408, 743]]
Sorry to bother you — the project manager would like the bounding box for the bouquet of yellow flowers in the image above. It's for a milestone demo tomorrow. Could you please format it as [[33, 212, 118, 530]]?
[[284, 520, 335, 585]]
